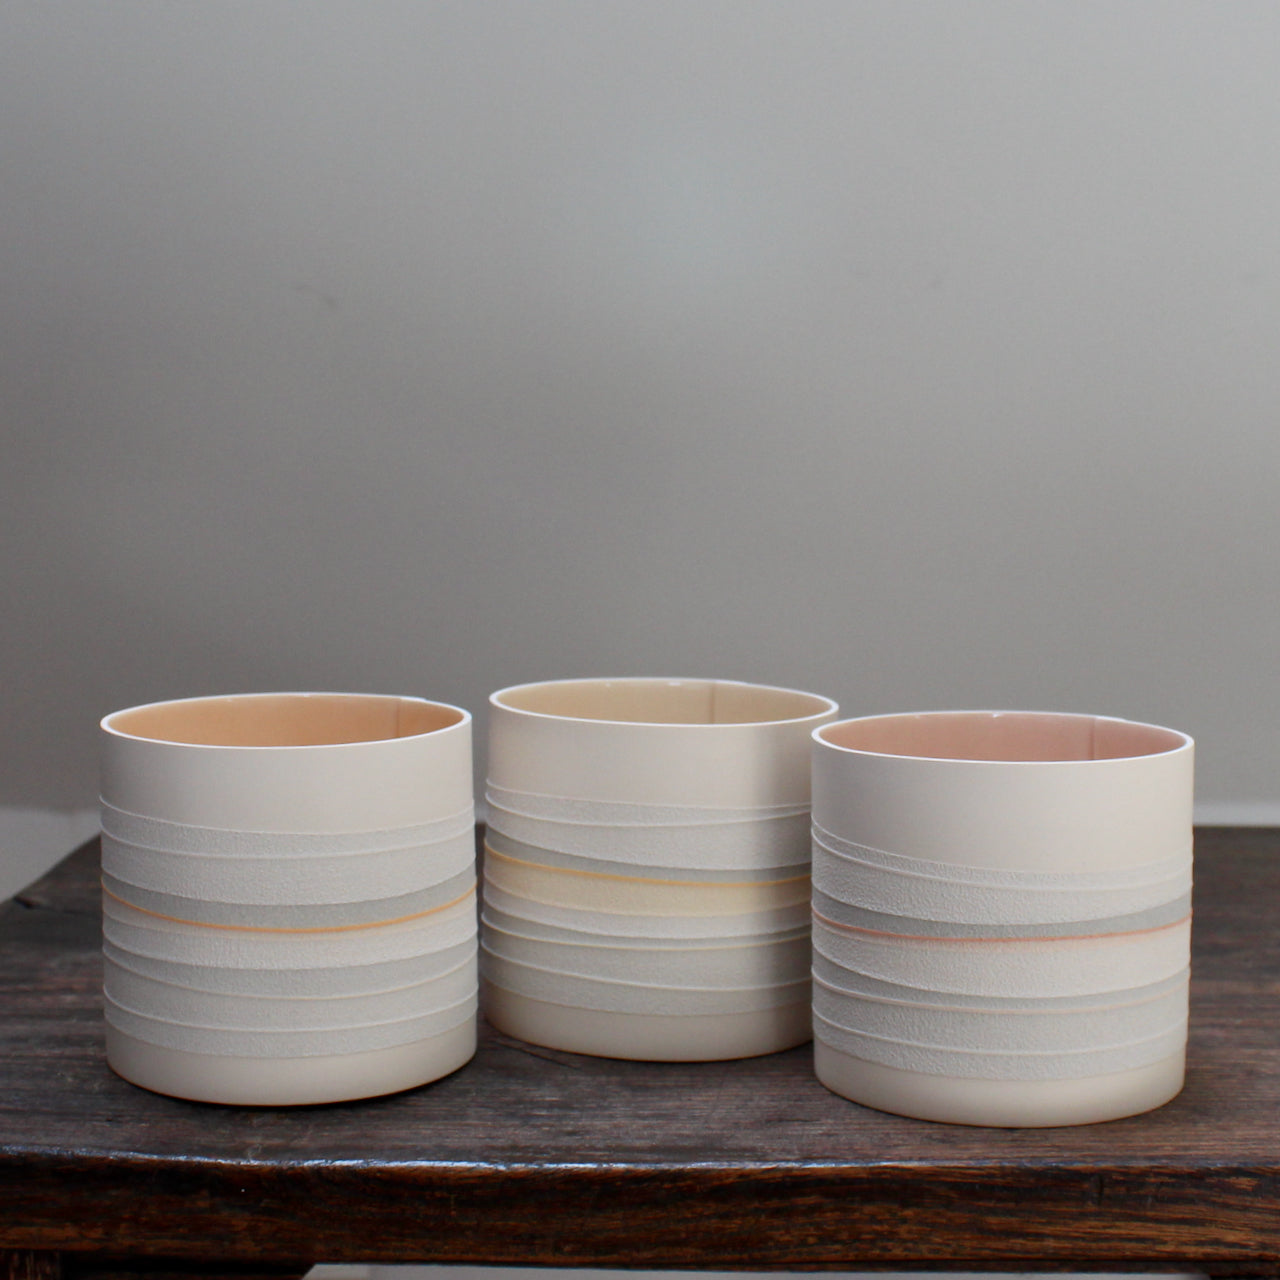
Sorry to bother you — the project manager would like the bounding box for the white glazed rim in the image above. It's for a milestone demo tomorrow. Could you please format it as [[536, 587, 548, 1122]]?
[[490, 677, 837, 729], [101, 691, 471, 751], [813, 710, 1192, 766]]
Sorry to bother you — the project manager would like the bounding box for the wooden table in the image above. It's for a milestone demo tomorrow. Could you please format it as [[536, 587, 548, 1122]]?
[[2, 828, 1278, 1280]]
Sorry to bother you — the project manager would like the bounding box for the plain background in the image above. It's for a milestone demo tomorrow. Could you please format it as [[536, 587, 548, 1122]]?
[[3, 2, 1279, 872]]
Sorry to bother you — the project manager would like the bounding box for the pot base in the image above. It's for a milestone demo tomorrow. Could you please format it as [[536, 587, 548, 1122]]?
[[106, 1019, 476, 1105], [813, 1037, 1185, 1127], [483, 980, 810, 1061]]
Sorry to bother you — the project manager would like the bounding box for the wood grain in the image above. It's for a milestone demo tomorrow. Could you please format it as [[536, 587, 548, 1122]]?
[[4, 1252, 60, 1280], [2, 1254, 309, 1280], [1, 829, 1277, 1270]]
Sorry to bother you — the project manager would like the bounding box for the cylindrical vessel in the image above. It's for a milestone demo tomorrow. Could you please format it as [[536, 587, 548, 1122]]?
[[100, 691, 476, 1104], [811, 710, 1193, 1126], [483, 677, 837, 1059]]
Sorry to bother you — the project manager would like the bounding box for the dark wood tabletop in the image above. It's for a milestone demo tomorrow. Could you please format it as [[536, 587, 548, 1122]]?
[[2, 827, 1278, 1279]]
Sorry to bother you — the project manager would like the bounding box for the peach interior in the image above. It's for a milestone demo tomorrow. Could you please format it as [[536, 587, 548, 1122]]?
[[817, 712, 1187, 763], [105, 694, 463, 747], [495, 679, 832, 726]]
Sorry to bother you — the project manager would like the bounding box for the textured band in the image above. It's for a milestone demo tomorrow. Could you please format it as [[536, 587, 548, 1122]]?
[[102, 829, 475, 906], [486, 799, 810, 873], [480, 947, 810, 1016], [811, 951, 1189, 1012], [487, 784, 810, 824], [480, 903, 808, 949], [812, 824, 1191, 927], [811, 910, 1191, 999], [810, 885, 1192, 939], [813, 1011, 1186, 1080], [104, 950, 477, 1029], [103, 935, 476, 997], [484, 825, 806, 884], [101, 799, 475, 852], [102, 881, 477, 959], [482, 844, 809, 916], [103, 990, 476, 1058], [102, 865, 478, 930], [812, 970, 1188, 1051], [482, 921, 811, 989], [101, 800, 474, 906], [481, 880, 809, 941]]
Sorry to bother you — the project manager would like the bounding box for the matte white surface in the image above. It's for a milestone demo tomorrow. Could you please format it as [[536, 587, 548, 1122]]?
[[100, 866, 477, 930], [487, 801, 811, 872], [101, 827, 475, 905], [812, 972, 1188, 1057], [811, 913, 1191, 998], [813, 1039, 1186, 1127], [486, 785, 811, 824], [811, 829, 1190, 926], [490, 678, 836, 808], [100, 799, 475, 855], [104, 990, 477, 1057], [102, 694, 473, 831], [481, 949, 808, 1016], [483, 881, 810, 940], [814, 1012, 1188, 1082], [104, 950, 478, 1028], [483, 905, 808, 949], [810, 953, 1189, 1012], [3, 7, 1279, 814], [106, 1019, 476, 1106], [103, 936, 477, 996], [482, 921, 810, 988], [482, 981, 811, 1061], [103, 889, 479, 967], [484, 845, 810, 915], [810, 711, 1193, 1119], [813, 713, 1193, 873]]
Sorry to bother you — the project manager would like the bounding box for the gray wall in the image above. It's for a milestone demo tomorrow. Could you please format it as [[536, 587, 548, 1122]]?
[[4, 1, 1278, 815]]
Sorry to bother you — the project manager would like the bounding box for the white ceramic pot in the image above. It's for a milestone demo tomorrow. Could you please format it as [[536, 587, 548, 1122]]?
[[100, 691, 477, 1104], [810, 710, 1193, 1126], [482, 677, 836, 1060]]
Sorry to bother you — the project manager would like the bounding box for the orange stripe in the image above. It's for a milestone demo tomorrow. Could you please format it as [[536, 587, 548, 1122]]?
[[483, 842, 809, 890], [101, 880, 476, 934], [811, 905, 1193, 944]]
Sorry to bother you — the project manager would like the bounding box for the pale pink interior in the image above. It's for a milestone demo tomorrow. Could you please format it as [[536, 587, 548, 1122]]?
[[495, 679, 832, 726], [818, 711, 1186, 763], [106, 694, 462, 747]]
